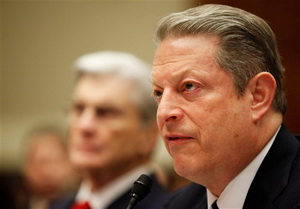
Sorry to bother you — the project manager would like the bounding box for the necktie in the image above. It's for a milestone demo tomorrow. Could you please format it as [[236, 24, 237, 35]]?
[[211, 200, 219, 209], [71, 201, 91, 209]]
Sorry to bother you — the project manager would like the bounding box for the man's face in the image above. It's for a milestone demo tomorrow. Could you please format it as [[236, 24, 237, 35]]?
[[68, 75, 148, 173], [24, 134, 73, 197], [152, 35, 255, 185]]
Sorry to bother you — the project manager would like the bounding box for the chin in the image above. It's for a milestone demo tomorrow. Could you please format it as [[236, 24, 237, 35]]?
[[71, 156, 98, 169], [173, 160, 188, 176], [173, 157, 196, 177]]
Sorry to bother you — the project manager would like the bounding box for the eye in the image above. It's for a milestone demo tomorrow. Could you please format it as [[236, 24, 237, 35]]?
[[183, 83, 198, 92], [71, 103, 84, 115], [153, 90, 163, 100], [95, 107, 122, 118]]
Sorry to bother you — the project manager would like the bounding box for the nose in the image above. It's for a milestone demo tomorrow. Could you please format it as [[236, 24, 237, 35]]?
[[76, 108, 96, 136], [157, 91, 183, 126]]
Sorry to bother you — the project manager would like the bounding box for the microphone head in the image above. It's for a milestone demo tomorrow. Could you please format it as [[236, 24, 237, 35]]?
[[131, 174, 152, 201]]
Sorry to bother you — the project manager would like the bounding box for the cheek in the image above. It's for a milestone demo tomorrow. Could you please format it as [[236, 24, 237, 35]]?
[[108, 126, 140, 153], [67, 123, 79, 144], [67, 136, 76, 158], [184, 104, 239, 157], [156, 117, 162, 132], [156, 110, 165, 134]]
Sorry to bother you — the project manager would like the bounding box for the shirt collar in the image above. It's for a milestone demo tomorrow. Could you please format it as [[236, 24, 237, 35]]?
[[207, 126, 281, 209], [76, 164, 153, 209]]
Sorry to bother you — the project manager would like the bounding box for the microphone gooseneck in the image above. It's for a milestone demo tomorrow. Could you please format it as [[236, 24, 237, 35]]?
[[126, 174, 152, 209]]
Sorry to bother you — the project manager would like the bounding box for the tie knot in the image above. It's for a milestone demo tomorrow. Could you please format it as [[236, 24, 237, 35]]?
[[71, 201, 91, 209], [211, 200, 219, 209]]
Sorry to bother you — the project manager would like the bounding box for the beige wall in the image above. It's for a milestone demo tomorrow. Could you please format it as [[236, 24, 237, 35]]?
[[1, 0, 196, 171]]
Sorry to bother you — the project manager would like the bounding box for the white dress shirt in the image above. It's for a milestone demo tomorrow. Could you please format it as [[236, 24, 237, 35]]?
[[207, 126, 281, 209], [75, 164, 152, 209]]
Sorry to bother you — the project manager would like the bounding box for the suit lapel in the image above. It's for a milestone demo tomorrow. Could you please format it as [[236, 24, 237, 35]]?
[[243, 125, 299, 209], [48, 196, 75, 209]]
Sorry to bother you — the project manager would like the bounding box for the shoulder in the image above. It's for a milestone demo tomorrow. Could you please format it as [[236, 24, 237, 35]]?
[[163, 183, 206, 209], [48, 195, 75, 209], [275, 144, 300, 208], [245, 125, 300, 208]]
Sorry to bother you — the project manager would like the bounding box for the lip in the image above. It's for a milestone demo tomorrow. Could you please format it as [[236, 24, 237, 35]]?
[[164, 133, 195, 152], [164, 133, 194, 141], [76, 144, 102, 153]]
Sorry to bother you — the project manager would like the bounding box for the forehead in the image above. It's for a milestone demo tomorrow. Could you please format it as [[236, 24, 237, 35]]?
[[152, 35, 220, 82], [73, 74, 135, 104], [154, 35, 219, 63]]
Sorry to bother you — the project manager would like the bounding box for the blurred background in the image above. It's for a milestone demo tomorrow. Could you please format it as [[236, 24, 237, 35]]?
[[1, 0, 198, 172], [1, 0, 299, 173]]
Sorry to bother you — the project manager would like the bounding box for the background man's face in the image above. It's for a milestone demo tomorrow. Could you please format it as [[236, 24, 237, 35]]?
[[68, 75, 147, 173]]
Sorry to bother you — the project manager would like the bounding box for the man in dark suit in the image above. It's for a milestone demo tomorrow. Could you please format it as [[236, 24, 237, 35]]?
[[151, 4, 300, 209], [50, 51, 168, 209]]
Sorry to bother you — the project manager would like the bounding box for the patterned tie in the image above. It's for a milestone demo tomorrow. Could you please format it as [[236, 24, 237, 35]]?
[[71, 201, 91, 209], [211, 200, 219, 209]]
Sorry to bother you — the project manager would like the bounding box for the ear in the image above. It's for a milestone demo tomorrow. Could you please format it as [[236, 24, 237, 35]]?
[[247, 72, 276, 122]]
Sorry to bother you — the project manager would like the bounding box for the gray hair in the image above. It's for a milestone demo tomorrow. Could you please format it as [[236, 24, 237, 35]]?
[[154, 4, 287, 114], [74, 51, 157, 123]]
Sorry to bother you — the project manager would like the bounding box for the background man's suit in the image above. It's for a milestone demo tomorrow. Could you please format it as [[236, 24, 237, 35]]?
[[50, 174, 168, 209]]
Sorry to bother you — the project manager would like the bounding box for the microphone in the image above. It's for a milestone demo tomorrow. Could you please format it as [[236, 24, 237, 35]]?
[[126, 174, 152, 209]]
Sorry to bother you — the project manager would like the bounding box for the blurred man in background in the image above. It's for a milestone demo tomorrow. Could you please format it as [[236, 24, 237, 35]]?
[[51, 51, 168, 209], [22, 125, 78, 209]]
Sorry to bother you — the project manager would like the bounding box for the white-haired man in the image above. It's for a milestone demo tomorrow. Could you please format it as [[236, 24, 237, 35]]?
[[50, 51, 168, 209]]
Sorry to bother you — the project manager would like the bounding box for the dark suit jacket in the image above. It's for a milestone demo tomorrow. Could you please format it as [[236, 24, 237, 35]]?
[[163, 125, 300, 209], [49, 173, 168, 209]]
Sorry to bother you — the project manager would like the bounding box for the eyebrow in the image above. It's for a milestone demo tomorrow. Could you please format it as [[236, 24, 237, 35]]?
[[151, 68, 200, 85], [150, 78, 158, 86]]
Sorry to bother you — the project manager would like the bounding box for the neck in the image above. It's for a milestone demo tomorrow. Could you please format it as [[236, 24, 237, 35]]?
[[207, 111, 283, 196], [84, 159, 149, 192]]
